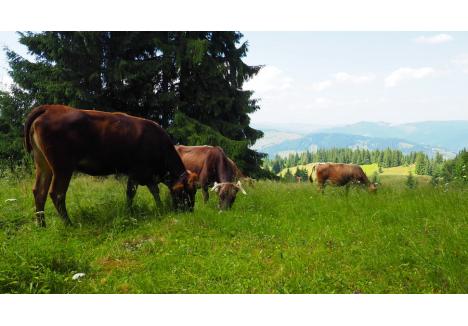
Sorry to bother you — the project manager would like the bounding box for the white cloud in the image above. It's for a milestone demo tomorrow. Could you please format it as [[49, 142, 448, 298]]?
[[414, 33, 453, 44], [310, 72, 375, 92], [244, 65, 292, 94], [453, 54, 468, 73], [332, 72, 375, 84], [385, 67, 437, 88], [314, 97, 332, 106], [310, 80, 333, 92]]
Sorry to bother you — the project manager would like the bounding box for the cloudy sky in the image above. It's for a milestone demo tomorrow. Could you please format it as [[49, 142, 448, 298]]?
[[2, 32, 468, 127], [242, 32, 468, 126]]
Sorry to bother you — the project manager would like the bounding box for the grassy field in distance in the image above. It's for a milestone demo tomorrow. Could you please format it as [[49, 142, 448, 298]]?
[[278, 163, 416, 178], [0, 174, 466, 293]]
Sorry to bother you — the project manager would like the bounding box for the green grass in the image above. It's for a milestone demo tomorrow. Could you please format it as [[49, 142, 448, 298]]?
[[0, 174, 466, 293], [380, 164, 416, 175], [279, 163, 415, 178]]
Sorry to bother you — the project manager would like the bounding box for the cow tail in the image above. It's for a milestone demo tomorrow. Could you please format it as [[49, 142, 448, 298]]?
[[24, 106, 47, 153]]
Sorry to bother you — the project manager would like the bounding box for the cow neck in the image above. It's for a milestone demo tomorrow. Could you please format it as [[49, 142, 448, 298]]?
[[164, 147, 187, 187], [218, 157, 234, 183]]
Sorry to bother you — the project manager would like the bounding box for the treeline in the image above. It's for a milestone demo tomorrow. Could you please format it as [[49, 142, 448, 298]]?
[[264, 148, 435, 174], [264, 147, 467, 184], [435, 149, 468, 184], [0, 32, 271, 178]]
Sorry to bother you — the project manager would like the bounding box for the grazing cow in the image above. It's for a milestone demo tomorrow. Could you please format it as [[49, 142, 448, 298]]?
[[310, 163, 377, 193], [175, 145, 247, 210], [24, 105, 198, 227]]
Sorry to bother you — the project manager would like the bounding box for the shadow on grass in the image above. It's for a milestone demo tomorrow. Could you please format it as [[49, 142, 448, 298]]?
[[71, 195, 174, 231]]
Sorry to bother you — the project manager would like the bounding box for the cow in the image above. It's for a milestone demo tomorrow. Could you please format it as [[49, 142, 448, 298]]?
[[309, 163, 377, 193], [24, 105, 198, 227], [175, 145, 247, 210]]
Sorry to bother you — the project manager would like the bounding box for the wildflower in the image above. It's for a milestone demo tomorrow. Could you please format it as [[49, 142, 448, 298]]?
[[72, 273, 86, 281]]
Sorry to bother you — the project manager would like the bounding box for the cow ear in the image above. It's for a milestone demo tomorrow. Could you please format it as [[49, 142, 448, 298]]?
[[187, 170, 198, 185], [172, 182, 184, 192]]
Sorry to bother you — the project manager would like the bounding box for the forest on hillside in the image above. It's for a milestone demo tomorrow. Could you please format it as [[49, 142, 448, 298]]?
[[264, 147, 468, 183]]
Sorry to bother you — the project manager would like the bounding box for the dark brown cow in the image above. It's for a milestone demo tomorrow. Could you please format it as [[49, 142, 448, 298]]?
[[24, 105, 198, 227], [310, 163, 377, 193], [175, 145, 247, 210]]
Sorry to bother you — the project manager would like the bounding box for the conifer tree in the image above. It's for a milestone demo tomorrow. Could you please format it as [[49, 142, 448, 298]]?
[[5, 31, 266, 176]]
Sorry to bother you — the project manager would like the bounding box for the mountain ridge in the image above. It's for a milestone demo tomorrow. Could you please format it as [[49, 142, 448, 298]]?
[[255, 132, 454, 158]]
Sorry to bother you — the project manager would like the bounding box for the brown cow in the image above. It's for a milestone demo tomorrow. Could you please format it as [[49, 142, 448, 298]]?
[[175, 145, 247, 210], [24, 105, 198, 227], [310, 163, 377, 193]]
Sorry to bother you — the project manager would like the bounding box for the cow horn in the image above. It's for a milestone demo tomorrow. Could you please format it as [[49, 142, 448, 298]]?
[[236, 180, 247, 195], [210, 182, 222, 192]]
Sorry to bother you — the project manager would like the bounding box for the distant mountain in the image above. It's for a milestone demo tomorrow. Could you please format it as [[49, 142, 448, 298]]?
[[257, 132, 455, 158], [320, 121, 468, 152], [252, 129, 303, 152]]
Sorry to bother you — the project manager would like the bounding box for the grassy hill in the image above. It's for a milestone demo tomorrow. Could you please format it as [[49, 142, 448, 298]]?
[[279, 163, 416, 178], [0, 175, 466, 293]]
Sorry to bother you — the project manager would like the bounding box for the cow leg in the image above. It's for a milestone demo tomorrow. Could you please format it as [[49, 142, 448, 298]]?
[[126, 177, 138, 207], [49, 171, 73, 226], [345, 183, 350, 197], [32, 157, 52, 227], [147, 182, 162, 208], [318, 182, 325, 194], [202, 185, 209, 203]]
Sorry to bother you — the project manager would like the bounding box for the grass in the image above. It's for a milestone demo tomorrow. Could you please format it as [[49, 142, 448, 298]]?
[[0, 174, 467, 293], [278, 163, 415, 178], [380, 164, 416, 175]]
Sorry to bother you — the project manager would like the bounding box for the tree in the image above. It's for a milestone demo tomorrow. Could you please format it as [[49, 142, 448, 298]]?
[[406, 171, 417, 189], [271, 159, 282, 174], [6, 31, 266, 177], [294, 167, 308, 181], [283, 168, 293, 183], [0, 87, 34, 171], [415, 152, 428, 175]]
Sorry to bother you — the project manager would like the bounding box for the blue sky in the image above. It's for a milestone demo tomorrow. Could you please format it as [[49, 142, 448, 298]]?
[[242, 32, 468, 126], [2, 31, 468, 126]]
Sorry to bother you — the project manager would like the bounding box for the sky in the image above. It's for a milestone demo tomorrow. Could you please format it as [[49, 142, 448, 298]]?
[[1, 31, 468, 127], [241, 32, 468, 127]]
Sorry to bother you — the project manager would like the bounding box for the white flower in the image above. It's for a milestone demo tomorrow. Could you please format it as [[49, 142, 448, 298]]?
[[72, 273, 86, 281]]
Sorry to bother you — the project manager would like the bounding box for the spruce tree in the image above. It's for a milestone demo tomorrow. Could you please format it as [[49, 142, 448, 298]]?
[[6, 31, 265, 177], [406, 171, 417, 189]]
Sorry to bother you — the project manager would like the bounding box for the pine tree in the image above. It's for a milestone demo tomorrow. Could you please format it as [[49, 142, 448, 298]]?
[[6, 31, 265, 177], [406, 171, 417, 189], [271, 159, 282, 174], [0, 87, 34, 170]]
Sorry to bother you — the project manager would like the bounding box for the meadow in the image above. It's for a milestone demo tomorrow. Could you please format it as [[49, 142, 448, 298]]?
[[0, 173, 466, 293], [278, 163, 416, 178]]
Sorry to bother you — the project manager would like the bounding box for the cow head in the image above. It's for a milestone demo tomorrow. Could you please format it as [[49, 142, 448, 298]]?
[[368, 182, 378, 193], [211, 180, 247, 210], [171, 170, 198, 211]]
